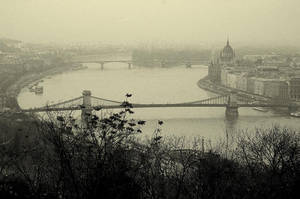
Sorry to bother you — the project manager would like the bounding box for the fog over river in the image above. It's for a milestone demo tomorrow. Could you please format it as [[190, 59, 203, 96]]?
[[18, 63, 299, 143]]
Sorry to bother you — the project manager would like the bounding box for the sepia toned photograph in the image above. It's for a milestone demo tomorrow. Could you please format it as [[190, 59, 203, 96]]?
[[0, 0, 299, 198]]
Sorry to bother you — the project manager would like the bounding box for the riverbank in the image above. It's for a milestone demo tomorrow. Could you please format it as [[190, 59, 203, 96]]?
[[197, 76, 229, 96], [197, 76, 271, 103], [0, 60, 82, 145], [0, 64, 75, 141], [6, 65, 75, 111]]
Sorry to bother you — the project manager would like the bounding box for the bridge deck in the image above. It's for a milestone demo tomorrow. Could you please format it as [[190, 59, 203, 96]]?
[[21, 103, 299, 113]]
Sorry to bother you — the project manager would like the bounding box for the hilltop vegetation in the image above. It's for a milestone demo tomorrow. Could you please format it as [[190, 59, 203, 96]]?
[[0, 102, 299, 199]]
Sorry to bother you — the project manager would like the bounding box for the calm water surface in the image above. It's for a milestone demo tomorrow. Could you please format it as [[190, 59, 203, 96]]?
[[18, 63, 300, 143]]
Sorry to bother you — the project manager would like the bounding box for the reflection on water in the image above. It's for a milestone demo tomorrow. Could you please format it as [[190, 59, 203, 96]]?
[[18, 63, 299, 142]]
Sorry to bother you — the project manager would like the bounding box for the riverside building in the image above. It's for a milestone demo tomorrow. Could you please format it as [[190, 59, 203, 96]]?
[[208, 39, 235, 83], [208, 38, 300, 101]]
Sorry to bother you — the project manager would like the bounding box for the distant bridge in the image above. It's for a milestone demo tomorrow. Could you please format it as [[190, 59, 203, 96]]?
[[21, 90, 300, 121], [69, 55, 210, 70], [70, 59, 133, 70]]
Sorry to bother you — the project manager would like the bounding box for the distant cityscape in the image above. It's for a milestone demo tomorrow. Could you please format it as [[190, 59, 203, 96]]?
[[208, 39, 300, 101]]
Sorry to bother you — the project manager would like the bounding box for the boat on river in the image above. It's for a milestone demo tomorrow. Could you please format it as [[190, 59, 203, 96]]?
[[72, 65, 88, 71], [252, 107, 268, 112], [35, 86, 43, 94], [290, 112, 300, 118]]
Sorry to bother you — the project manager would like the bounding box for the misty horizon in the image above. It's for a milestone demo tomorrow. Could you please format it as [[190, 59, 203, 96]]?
[[1, 0, 300, 47]]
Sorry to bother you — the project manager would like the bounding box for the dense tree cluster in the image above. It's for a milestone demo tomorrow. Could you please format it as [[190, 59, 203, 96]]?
[[0, 102, 299, 199]]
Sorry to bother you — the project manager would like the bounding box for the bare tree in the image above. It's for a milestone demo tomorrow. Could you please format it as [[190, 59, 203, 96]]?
[[235, 125, 300, 198]]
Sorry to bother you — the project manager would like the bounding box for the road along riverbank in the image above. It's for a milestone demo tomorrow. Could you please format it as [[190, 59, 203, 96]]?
[[197, 76, 272, 103]]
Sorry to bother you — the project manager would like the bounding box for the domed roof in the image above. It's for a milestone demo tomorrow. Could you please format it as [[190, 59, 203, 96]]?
[[220, 39, 235, 62], [223, 40, 234, 54]]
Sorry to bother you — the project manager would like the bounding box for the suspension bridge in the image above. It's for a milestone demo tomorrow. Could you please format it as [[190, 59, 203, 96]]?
[[21, 90, 300, 119]]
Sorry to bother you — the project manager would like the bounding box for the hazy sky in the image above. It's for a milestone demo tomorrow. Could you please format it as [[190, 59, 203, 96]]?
[[1, 0, 300, 46]]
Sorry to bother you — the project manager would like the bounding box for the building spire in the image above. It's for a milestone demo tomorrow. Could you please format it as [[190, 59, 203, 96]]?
[[227, 36, 229, 46]]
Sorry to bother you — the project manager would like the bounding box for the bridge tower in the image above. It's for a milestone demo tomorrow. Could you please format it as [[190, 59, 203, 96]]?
[[81, 90, 92, 127], [225, 92, 239, 119]]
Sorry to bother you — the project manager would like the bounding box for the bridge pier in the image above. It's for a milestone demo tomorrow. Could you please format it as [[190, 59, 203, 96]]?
[[100, 62, 104, 70], [128, 63, 132, 69], [225, 106, 239, 118], [81, 90, 92, 128], [225, 92, 239, 119]]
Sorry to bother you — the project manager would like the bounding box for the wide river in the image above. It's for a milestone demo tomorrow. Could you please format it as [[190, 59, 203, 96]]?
[[18, 63, 299, 144]]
